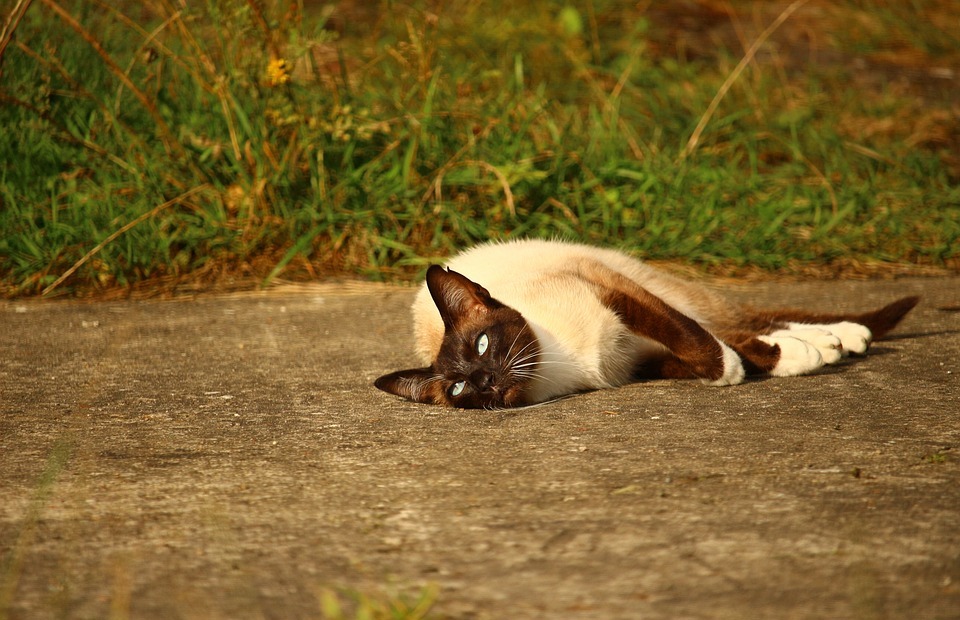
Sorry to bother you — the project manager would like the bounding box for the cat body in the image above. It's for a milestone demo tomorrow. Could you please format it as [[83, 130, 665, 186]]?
[[411, 240, 736, 403], [375, 239, 918, 409]]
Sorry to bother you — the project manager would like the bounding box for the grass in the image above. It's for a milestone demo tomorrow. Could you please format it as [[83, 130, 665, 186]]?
[[318, 585, 440, 620], [1, 0, 958, 297]]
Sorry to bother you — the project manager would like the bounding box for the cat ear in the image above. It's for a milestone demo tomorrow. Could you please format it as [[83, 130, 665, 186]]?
[[425, 265, 503, 329], [374, 368, 447, 404]]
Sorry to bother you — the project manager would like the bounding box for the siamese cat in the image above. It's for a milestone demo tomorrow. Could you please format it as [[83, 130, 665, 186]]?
[[375, 239, 919, 409]]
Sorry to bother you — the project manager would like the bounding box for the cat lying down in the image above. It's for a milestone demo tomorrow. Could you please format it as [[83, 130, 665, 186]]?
[[375, 239, 919, 409]]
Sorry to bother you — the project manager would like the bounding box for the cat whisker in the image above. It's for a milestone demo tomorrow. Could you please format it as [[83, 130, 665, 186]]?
[[505, 324, 530, 357], [505, 335, 537, 368], [509, 371, 538, 381], [404, 373, 446, 403], [511, 347, 538, 362], [510, 367, 561, 385], [509, 349, 550, 369], [515, 359, 578, 369]]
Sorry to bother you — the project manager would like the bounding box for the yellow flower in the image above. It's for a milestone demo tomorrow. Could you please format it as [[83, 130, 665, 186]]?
[[266, 58, 290, 86]]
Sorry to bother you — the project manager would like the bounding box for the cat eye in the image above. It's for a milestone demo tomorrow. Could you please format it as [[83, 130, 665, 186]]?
[[476, 333, 489, 356], [450, 380, 466, 397]]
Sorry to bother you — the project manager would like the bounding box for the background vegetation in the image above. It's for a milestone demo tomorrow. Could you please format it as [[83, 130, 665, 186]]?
[[1, 0, 958, 297]]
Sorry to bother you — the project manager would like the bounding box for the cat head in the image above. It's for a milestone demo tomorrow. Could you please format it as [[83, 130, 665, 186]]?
[[375, 266, 540, 409]]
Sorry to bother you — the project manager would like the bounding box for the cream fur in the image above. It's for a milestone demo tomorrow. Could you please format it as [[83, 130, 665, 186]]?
[[411, 239, 736, 403]]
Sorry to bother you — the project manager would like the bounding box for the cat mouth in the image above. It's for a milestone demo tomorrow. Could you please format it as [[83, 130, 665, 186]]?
[[468, 379, 534, 410]]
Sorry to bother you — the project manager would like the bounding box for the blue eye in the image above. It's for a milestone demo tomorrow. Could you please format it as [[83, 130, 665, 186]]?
[[450, 380, 466, 397], [476, 333, 489, 355]]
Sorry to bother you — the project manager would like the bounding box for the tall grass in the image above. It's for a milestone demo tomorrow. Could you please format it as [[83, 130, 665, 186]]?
[[1, 0, 958, 296]]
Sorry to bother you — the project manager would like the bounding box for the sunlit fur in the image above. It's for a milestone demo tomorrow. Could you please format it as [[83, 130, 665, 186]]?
[[375, 239, 918, 409], [408, 239, 734, 406]]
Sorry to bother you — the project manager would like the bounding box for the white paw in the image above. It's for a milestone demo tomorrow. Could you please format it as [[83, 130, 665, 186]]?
[[770, 327, 843, 364], [703, 341, 745, 386], [759, 335, 824, 377], [787, 321, 872, 356]]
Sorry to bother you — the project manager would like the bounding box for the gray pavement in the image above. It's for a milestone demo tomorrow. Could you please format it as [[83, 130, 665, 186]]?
[[1, 276, 959, 619]]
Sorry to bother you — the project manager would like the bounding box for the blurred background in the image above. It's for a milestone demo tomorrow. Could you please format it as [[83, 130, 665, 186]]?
[[1, 0, 957, 297]]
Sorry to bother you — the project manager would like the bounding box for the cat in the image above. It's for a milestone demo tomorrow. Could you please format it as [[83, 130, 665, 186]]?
[[374, 239, 919, 409]]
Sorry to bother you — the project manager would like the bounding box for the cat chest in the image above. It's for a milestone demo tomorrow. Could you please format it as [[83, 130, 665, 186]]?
[[527, 316, 663, 392]]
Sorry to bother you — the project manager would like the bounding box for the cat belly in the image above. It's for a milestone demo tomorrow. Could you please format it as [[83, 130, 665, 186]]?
[[522, 321, 666, 403], [600, 332, 668, 385]]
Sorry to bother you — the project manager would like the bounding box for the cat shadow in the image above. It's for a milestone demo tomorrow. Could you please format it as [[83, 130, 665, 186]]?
[[881, 327, 960, 342]]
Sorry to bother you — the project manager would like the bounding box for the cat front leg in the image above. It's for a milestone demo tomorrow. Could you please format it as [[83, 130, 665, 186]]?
[[755, 334, 827, 376], [705, 341, 747, 386], [578, 264, 746, 386]]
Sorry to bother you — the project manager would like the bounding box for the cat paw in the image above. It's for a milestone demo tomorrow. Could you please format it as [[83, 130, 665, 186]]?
[[787, 321, 872, 356], [703, 341, 746, 386], [770, 327, 843, 364], [758, 335, 825, 377]]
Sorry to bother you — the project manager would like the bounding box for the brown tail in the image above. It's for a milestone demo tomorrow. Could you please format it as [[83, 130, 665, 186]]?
[[851, 296, 921, 338], [741, 296, 920, 339]]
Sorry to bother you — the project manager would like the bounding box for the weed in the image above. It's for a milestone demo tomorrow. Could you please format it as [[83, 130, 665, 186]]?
[[318, 584, 440, 620], [923, 448, 954, 464]]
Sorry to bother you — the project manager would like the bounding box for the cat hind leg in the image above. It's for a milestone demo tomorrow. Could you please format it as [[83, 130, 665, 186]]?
[[756, 334, 827, 376], [783, 322, 870, 355], [723, 321, 875, 379], [738, 296, 918, 344], [726, 296, 920, 375], [768, 322, 871, 361]]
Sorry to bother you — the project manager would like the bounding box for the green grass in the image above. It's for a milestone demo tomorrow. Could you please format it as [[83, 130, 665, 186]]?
[[1, 0, 958, 297], [318, 585, 439, 620]]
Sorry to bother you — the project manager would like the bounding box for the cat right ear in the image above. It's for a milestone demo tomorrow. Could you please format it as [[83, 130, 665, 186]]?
[[425, 265, 504, 329], [374, 368, 447, 404]]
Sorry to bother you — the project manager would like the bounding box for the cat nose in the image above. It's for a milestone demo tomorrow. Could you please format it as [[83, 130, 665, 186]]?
[[470, 369, 495, 391]]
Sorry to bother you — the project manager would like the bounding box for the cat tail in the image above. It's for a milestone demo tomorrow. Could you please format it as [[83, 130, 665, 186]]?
[[742, 295, 920, 339]]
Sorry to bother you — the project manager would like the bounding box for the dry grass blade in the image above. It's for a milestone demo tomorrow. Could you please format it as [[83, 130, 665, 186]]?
[[113, 11, 185, 117], [38, 0, 184, 157], [431, 160, 516, 217], [0, 0, 34, 71], [679, 0, 811, 161], [42, 185, 211, 297]]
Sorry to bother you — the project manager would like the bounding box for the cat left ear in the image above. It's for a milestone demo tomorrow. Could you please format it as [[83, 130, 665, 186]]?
[[426, 265, 503, 329], [374, 368, 447, 404]]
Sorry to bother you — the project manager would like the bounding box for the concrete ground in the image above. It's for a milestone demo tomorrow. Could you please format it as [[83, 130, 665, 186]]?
[[1, 276, 958, 619]]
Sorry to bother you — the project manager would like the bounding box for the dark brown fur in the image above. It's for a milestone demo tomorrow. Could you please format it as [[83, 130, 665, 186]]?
[[374, 266, 539, 408]]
